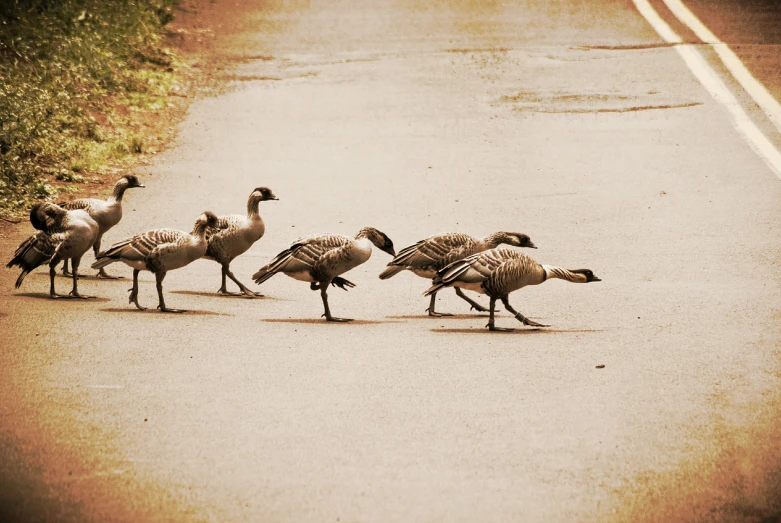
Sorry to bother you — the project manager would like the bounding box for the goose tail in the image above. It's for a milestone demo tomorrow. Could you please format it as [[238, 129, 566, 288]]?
[[7, 233, 55, 288], [252, 246, 298, 285], [378, 264, 405, 280], [252, 266, 277, 286], [423, 279, 446, 296], [91, 238, 132, 270]]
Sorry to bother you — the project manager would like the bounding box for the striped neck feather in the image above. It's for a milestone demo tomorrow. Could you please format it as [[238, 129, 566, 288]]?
[[483, 232, 508, 248], [542, 265, 587, 283], [192, 221, 210, 238]]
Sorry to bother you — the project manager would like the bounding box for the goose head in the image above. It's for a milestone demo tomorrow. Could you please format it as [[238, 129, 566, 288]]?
[[121, 175, 145, 189], [30, 202, 66, 231], [252, 187, 278, 202], [358, 227, 396, 256], [501, 232, 536, 249], [570, 269, 601, 283], [194, 211, 220, 228]]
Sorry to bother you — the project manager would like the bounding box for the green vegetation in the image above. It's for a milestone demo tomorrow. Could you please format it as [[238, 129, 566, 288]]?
[[0, 0, 178, 216]]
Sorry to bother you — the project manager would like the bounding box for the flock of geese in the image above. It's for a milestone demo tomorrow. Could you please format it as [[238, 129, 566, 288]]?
[[7, 176, 600, 331]]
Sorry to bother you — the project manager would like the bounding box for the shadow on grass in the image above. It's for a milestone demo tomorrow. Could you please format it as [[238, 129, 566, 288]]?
[[263, 318, 405, 325]]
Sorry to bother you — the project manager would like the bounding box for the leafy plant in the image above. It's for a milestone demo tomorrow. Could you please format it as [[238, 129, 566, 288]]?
[[0, 0, 179, 216]]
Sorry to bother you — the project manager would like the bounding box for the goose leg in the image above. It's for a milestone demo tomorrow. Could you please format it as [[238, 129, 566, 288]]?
[[68, 257, 94, 298], [128, 269, 146, 310], [454, 287, 488, 312], [156, 271, 185, 313], [486, 297, 514, 332], [425, 291, 453, 317], [94, 237, 120, 279], [223, 263, 263, 297], [49, 259, 62, 298], [217, 264, 242, 296], [61, 259, 70, 276], [50, 255, 75, 299], [501, 296, 549, 328], [320, 284, 352, 322]]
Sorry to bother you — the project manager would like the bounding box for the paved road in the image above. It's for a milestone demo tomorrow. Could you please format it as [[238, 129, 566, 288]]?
[[2, 0, 780, 521]]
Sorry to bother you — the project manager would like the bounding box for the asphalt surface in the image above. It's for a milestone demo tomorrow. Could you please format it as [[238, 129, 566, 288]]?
[[2, 0, 781, 521]]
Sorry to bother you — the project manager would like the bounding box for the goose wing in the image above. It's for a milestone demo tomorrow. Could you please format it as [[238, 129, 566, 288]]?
[[198, 214, 241, 241], [7, 231, 60, 288], [440, 248, 526, 283], [253, 233, 350, 284], [202, 214, 243, 259], [393, 233, 477, 267], [92, 228, 186, 269], [59, 198, 103, 214]]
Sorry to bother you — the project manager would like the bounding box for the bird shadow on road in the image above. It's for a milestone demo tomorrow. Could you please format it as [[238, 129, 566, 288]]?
[[263, 318, 405, 325], [387, 314, 489, 320], [14, 292, 111, 303], [430, 328, 605, 334], [99, 307, 231, 316], [55, 274, 126, 281], [171, 290, 286, 301]]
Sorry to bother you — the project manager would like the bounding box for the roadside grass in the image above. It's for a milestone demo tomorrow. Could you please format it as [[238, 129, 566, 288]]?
[[0, 0, 179, 218]]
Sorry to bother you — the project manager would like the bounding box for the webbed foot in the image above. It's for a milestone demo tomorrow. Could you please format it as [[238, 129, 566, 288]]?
[[158, 305, 187, 313], [486, 323, 515, 332], [426, 308, 453, 317], [322, 314, 353, 322], [517, 315, 549, 328], [128, 289, 146, 310]]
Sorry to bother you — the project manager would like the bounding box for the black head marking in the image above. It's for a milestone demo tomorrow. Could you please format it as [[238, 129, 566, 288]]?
[[122, 175, 144, 188], [253, 187, 277, 200], [571, 269, 601, 282]]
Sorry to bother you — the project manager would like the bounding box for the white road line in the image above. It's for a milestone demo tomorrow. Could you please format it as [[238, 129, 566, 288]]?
[[632, 0, 681, 43], [631, 0, 781, 179], [662, 0, 781, 134]]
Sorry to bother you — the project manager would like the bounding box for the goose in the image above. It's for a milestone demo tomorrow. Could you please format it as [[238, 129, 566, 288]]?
[[252, 227, 396, 322], [424, 248, 600, 331], [379, 231, 536, 316], [7, 202, 99, 298], [199, 186, 278, 297], [59, 174, 145, 278], [91, 211, 219, 313]]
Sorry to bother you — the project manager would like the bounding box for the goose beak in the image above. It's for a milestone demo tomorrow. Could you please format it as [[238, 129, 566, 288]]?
[[384, 247, 396, 256], [135, 183, 145, 188], [268, 194, 278, 200], [591, 275, 601, 282]]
